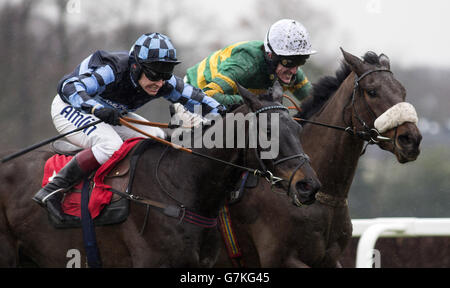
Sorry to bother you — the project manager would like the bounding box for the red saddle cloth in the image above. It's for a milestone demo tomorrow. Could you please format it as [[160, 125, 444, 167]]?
[[42, 137, 143, 219]]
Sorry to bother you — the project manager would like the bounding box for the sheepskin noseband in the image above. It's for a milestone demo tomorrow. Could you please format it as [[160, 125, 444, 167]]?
[[374, 102, 418, 133]]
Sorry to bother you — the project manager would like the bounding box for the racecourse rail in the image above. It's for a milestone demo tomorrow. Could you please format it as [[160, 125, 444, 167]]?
[[352, 217, 450, 268]]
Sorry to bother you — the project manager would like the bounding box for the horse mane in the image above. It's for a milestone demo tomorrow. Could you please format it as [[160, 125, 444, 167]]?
[[299, 51, 381, 120]]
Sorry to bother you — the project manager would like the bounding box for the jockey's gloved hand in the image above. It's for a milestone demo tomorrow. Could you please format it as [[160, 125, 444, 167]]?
[[93, 107, 121, 126], [120, 109, 129, 117], [169, 103, 210, 128], [216, 104, 227, 116]]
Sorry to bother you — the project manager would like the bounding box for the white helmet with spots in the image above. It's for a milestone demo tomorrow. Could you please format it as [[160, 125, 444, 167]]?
[[264, 19, 317, 56]]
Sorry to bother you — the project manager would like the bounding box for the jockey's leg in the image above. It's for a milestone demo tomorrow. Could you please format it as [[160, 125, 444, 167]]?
[[32, 148, 100, 211], [32, 96, 123, 217]]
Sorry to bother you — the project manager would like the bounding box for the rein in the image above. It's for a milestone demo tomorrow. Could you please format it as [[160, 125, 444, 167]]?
[[285, 68, 394, 145], [252, 105, 311, 206], [120, 117, 279, 178], [253, 105, 310, 190], [116, 104, 309, 228], [120, 106, 308, 186], [284, 68, 395, 206], [349, 68, 394, 148], [120, 118, 274, 181]]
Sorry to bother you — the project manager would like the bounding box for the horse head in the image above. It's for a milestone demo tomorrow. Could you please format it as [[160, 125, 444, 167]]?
[[234, 82, 320, 204], [340, 48, 422, 163]]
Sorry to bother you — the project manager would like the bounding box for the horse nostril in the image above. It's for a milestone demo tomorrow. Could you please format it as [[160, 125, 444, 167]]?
[[296, 179, 320, 194], [296, 180, 312, 192], [294, 179, 320, 205], [398, 134, 412, 146]]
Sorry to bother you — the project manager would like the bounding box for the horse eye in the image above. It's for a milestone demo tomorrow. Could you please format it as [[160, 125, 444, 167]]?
[[367, 90, 377, 97]]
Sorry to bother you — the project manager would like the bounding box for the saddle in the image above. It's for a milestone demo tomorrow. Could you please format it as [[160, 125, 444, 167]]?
[[47, 139, 149, 229]]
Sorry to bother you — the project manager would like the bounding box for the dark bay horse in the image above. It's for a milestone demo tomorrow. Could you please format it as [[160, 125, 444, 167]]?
[[214, 49, 422, 267], [0, 83, 319, 267]]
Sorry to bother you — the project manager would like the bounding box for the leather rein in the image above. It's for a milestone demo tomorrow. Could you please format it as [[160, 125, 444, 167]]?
[[291, 68, 394, 147], [286, 68, 395, 207], [115, 104, 310, 230]]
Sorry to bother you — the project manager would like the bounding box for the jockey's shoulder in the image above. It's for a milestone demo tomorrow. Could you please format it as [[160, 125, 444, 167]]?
[[84, 50, 130, 73]]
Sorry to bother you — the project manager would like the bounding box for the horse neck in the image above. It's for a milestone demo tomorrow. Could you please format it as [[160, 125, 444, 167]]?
[[142, 121, 243, 218], [191, 146, 242, 216], [183, 107, 260, 216], [301, 72, 364, 199]]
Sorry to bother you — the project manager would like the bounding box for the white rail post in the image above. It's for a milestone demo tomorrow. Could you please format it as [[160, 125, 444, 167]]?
[[353, 218, 450, 268], [355, 222, 406, 268]]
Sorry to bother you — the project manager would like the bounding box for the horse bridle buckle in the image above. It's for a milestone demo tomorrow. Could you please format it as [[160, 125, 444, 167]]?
[[260, 170, 283, 186], [369, 128, 392, 143]]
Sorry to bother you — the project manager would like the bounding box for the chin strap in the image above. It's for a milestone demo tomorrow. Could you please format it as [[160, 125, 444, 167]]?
[[263, 50, 279, 83]]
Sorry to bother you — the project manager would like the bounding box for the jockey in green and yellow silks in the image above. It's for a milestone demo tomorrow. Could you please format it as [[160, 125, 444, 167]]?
[[186, 19, 317, 108]]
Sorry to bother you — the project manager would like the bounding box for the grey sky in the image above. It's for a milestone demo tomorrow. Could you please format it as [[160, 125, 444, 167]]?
[[29, 0, 450, 69], [303, 0, 450, 68]]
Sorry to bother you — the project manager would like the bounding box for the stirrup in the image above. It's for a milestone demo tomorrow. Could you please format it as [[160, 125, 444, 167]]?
[[41, 188, 66, 204]]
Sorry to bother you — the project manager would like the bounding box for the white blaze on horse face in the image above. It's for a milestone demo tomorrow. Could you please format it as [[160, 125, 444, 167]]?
[[374, 102, 418, 133]]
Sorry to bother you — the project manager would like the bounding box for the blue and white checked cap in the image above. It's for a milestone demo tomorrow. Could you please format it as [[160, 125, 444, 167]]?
[[131, 33, 180, 63]]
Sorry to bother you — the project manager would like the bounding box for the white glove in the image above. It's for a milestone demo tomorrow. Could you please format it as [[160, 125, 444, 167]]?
[[170, 103, 210, 128]]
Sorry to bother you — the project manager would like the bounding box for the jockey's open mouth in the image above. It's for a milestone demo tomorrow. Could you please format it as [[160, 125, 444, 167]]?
[[144, 84, 163, 95], [276, 65, 298, 84]]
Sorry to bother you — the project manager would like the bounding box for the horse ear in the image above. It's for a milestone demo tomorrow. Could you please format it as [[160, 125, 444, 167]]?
[[340, 47, 369, 76], [379, 53, 390, 69], [271, 81, 283, 103], [237, 82, 263, 110]]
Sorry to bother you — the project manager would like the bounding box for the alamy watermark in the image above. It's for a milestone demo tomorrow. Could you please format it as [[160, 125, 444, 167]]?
[[66, 248, 81, 268], [169, 106, 281, 159], [364, 249, 381, 268], [66, 0, 81, 14], [366, 0, 382, 14]]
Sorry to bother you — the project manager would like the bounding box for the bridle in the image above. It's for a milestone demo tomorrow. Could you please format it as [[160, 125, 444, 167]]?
[[115, 103, 312, 231], [349, 68, 393, 139], [252, 105, 311, 205], [293, 68, 395, 153], [155, 104, 311, 203]]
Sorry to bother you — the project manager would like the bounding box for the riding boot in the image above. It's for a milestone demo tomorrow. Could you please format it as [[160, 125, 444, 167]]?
[[32, 149, 101, 218]]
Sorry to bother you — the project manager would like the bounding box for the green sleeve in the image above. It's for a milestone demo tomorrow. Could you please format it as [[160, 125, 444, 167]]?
[[204, 59, 250, 108], [211, 93, 244, 107], [291, 69, 312, 103]]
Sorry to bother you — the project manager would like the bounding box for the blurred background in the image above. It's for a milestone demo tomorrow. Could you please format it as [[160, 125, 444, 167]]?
[[1, 0, 449, 220]]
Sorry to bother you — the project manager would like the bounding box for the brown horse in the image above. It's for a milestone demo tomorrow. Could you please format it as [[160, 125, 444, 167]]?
[[214, 49, 422, 267], [0, 83, 319, 267]]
